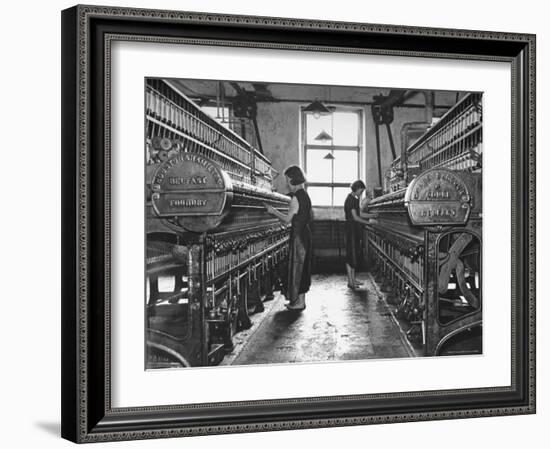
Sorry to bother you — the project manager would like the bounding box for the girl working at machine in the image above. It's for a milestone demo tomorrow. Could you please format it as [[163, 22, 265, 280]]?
[[264, 166, 312, 311], [344, 180, 378, 289]]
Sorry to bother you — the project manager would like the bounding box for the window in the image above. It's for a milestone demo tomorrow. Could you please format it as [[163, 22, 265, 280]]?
[[302, 107, 363, 206]]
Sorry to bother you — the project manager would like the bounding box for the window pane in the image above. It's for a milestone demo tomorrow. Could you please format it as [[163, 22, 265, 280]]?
[[333, 150, 359, 183], [333, 187, 351, 207], [306, 113, 332, 146], [332, 111, 359, 146], [306, 149, 333, 183], [308, 187, 332, 206]]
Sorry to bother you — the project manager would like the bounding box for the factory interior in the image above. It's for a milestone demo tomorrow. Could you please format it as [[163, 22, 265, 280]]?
[[145, 78, 483, 368]]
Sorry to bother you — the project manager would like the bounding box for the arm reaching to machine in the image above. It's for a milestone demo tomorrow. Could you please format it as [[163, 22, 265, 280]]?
[[360, 210, 379, 220], [358, 195, 378, 222], [352, 208, 377, 226], [264, 197, 299, 224]]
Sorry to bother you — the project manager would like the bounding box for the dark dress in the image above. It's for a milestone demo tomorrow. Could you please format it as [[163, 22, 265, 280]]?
[[286, 189, 313, 303], [344, 193, 361, 269]]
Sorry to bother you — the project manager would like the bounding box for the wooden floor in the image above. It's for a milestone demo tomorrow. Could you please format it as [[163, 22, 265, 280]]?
[[221, 273, 416, 366]]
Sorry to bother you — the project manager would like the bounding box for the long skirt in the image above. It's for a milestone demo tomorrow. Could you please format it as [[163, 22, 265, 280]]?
[[285, 225, 312, 304], [345, 221, 361, 269]]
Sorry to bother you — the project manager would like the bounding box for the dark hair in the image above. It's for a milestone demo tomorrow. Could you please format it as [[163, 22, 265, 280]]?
[[284, 165, 306, 185], [350, 180, 366, 192]]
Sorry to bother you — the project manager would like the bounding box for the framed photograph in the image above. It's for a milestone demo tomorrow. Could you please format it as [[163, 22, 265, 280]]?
[[61, 4, 536, 443]]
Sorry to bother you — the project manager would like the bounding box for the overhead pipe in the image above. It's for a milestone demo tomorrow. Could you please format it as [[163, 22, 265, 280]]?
[[400, 91, 434, 179], [377, 89, 408, 109], [374, 121, 383, 186]]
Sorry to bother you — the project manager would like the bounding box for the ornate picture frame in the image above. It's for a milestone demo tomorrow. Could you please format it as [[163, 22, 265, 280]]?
[[61, 4, 536, 443]]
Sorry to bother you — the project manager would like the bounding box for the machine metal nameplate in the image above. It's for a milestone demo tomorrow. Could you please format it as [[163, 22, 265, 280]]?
[[151, 153, 232, 218], [405, 169, 471, 226]]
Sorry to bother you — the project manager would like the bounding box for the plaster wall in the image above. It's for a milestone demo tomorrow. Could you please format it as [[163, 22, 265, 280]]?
[[256, 91, 459, 200]]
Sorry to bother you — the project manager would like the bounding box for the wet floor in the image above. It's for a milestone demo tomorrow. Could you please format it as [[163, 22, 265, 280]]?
[[222, 273, 415, 366]]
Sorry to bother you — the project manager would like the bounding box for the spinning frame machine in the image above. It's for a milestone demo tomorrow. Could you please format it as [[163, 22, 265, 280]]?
[[145, 79, 290, 368], [366, 93, 483, 356], [144, 80, 483, 367]]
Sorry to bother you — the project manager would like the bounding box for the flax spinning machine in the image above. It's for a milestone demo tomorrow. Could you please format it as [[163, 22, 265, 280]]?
[[145, 79, 290, 368], [366, 93, 483, 356]]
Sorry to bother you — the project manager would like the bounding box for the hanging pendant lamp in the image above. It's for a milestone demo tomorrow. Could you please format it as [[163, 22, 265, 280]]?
[[315, 130, 333, 141], [304, 99, 331, 118]]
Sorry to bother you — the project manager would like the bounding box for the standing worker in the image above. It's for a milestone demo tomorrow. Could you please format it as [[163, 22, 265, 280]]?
[[264, 166, 312, 311], [344, 180, 377, 289]]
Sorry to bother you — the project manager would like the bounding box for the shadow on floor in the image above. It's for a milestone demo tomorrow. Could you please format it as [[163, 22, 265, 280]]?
[[272, 309, 304, 327]]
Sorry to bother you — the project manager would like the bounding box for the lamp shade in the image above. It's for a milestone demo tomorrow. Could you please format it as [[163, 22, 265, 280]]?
[[323, 152, 335, 160], [303, 99, 331, 116], [315, 130, 333, 141]]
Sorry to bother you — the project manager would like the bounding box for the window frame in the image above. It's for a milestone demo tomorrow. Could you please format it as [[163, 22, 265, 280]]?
[[300, 105, 365, 207]]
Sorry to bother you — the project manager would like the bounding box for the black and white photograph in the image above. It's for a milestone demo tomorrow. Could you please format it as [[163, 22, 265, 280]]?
[[145, 78, 483, 369], [1, 0, 546, 444]]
